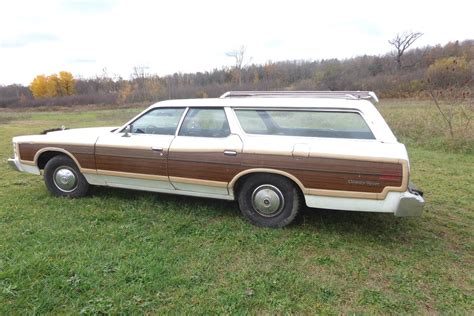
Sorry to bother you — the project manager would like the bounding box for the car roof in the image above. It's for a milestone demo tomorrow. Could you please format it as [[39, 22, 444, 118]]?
[[149, 97, 375, 110]]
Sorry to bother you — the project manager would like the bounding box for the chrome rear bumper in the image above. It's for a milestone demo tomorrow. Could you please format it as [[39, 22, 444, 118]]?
[[8, 158, 21, 172], [394, 184, 425, 217]]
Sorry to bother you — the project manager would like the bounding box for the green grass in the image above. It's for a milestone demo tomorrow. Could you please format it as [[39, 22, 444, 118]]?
[[0, 102, 473, 314]]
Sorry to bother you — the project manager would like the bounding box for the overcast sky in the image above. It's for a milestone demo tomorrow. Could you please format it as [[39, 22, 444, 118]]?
[[0, 0, 472, 85]]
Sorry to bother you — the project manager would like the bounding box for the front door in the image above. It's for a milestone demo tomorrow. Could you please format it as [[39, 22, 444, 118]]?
[[95, 107, 186, 191]]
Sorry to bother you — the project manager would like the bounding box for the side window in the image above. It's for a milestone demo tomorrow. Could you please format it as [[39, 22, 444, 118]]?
[[178, 108, 230, 137], [233, 109, 269, 134], [235, 109, 375, 139], [130, 108, 185, 135]]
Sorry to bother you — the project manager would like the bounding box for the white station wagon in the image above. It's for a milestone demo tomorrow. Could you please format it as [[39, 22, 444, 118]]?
[[8, 91, 424, 227]]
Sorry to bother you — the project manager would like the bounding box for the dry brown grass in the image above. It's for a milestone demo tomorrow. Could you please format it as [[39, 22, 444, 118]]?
[[378, 98, 473, 153]]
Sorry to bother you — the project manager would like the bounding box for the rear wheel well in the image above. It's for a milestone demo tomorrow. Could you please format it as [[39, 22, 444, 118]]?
[[37, 151, 71, 170], [233, 172, 304, 201]]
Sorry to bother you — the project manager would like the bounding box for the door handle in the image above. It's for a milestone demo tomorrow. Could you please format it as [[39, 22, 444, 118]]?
[[224, 150, 237, 156], [152, 147, 165, 156]]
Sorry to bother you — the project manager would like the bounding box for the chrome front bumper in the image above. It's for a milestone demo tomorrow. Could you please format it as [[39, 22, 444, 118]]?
[[8, 158, 21, 172], [394, 185, 425, 217]]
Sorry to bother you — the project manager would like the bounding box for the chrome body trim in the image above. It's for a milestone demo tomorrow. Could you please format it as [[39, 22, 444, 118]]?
[[7, 157, 40, 175], [8, 158, 21, 172], [220, 90, 379, 104], [304, 188, 424, 216], [104, 180, 234, 200], [394, 191, 425, 217]]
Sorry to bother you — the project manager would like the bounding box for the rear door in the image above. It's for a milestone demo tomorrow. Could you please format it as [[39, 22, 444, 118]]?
[[168, 107, 243, 196]]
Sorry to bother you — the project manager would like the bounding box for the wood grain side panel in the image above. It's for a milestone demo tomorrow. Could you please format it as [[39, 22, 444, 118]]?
[[168, 151, 242, 165], [18, 143, 95, 169], [168, 151, 243, 182], [18, 143, 37, 161], [243, 154, 402, 177], [19, 142, 404, 195], [95, 146, 167, 176], [242, 154, 403, 193], [294, 169, 393, 193], [71, 153, 95, 169], [168, 160, 243, 182], [167, 151, 403, 194]]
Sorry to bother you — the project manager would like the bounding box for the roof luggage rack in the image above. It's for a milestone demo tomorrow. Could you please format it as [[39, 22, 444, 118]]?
[[219, 91, 379, 103]]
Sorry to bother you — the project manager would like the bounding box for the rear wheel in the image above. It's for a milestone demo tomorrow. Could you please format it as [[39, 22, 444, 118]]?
[[44, 155, 89, 197], [238, 174, 301, 228]]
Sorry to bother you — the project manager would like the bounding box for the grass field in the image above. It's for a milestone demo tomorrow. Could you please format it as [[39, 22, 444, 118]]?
[[0, 100, 473, 314]]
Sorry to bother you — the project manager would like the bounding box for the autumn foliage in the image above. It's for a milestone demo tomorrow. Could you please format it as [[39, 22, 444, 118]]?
[[30, 71, 76, 99], [0, 39, 470, 109]]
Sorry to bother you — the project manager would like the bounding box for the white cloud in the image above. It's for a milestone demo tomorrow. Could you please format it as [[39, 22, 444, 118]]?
[[0, 0, 472, 85]]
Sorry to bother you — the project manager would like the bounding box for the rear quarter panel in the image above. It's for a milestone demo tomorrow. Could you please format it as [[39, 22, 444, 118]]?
[[238, 134, 408, 200]]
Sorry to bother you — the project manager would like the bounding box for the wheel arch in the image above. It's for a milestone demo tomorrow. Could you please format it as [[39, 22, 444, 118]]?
[[35, 147, 82, 170], [229, 168, 308, 198]]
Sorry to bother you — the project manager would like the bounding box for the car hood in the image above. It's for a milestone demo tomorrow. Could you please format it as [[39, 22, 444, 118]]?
[[45, 126, 118, 136], [12, 127, 118, 144]]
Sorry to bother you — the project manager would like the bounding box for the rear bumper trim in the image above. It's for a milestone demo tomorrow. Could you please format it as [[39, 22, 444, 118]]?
[[394, 184, 425, 217]]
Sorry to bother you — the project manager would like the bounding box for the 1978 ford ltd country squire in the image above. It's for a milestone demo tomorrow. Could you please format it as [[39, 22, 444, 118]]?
[[8, 91, 424, 227]]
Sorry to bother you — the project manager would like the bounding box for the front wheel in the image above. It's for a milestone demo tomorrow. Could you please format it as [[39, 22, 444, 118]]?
[[238, 174, 301, 228], [44, 155, 90, 197]]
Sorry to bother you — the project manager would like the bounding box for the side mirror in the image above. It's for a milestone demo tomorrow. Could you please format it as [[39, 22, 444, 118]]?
[[122, 125, 132, 137]]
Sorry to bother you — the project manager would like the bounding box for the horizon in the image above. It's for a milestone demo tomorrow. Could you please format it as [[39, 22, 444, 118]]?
[[1, 0, 473, 86], [3, 38, 473, 88]]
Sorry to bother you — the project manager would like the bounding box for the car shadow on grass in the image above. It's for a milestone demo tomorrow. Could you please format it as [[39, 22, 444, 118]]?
[[89, 186, 240, 217], [297, 206, 420, 244], [89, 186, 417, 243]]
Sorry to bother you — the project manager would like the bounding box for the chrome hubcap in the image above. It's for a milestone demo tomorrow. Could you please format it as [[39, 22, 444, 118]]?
[[53, 167, 77, 192], [251, 184, 284, 217]]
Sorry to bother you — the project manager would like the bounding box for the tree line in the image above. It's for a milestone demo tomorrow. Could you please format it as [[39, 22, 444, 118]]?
[[0, 39, 472, 108]]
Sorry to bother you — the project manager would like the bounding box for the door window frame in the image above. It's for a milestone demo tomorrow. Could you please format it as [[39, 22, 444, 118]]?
[[118, 107, 188, 136], [176, 107, 231, 138]]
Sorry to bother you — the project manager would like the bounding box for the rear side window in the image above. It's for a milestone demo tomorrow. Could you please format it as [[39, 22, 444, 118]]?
[[179, 108, 230, 137], [235, 109, 375, 139]]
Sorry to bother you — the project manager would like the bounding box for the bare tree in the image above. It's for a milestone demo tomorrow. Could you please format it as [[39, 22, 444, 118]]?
[[226, 45, 250, 86], [389, 31, 423, 70], [131, 65, 150, 90], [425, 57, 473, 138]]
